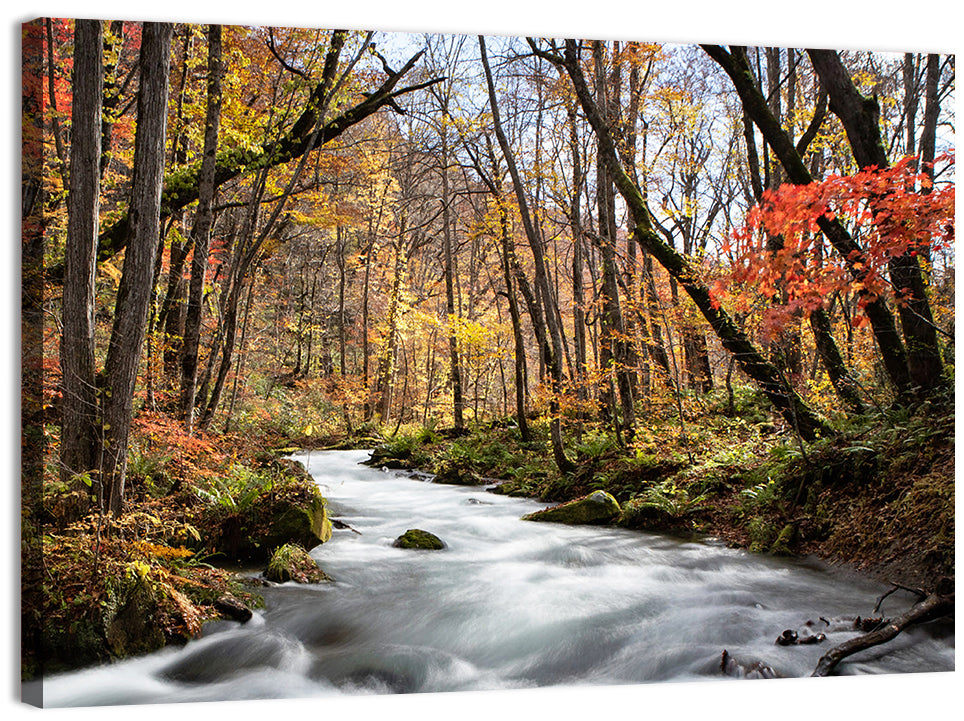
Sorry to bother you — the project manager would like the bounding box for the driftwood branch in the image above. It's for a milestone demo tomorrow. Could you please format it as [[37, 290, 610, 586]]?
[[331, 518, 362, 534], [872, 583, 927, 615], [811, 592, 954, 677]]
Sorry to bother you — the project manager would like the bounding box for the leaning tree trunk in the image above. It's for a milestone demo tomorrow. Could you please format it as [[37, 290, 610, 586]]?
[[703, 44, 913, 402], [812, 590, 954, 677]]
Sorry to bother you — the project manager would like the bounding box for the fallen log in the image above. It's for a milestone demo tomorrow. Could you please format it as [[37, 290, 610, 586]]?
[[811, 591, 954, 677]]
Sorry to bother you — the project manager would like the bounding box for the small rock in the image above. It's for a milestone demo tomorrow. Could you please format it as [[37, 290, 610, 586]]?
[[392, 529, 445, 550], [213, 594, 253, 623], [264, 543, 333, 583]]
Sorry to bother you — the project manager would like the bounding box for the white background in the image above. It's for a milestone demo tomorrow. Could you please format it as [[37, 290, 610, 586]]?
[[4, 1, 960, 719]]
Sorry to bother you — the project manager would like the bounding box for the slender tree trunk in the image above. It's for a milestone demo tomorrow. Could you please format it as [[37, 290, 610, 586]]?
[[480, 36, 575, 474], [903, 53, 920, 168], [440, 118, 465, 431], [159, 235, 190, 376], [918, 54, 941, 182], [492, 161, 531, 441], [156, 29, 195, 381], [337, 225, 349, 376], [362, 237, 374, 420], [199, 275, 243, 431], [566, 103, 590, 432], [917, 53, 942, 275], [99, 21, 125, 179], [223, 275, 255, 433], [377, 222, 406, 422], [180, 24, 223, 432], [44, 19, 68, 178]]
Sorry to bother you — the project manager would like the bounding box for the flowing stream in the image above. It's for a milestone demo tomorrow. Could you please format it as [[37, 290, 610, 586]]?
[[34, 449, 954, 707]]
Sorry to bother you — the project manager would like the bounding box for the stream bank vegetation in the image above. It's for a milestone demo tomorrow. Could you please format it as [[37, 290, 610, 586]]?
[[23, 19, 953, 683]]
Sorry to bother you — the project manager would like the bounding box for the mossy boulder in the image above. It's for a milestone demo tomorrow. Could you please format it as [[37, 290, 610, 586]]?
[[770, 522, 797, 556], [262, 461, 333, 547], [102, 561, 203, 658], [367, 443, 418, 469], [215, 486, 332, 563], [39, 565, 173, 671], [265, 544, 333, 583], [522, 490, 621, 525], [392, 529, 446, 550]]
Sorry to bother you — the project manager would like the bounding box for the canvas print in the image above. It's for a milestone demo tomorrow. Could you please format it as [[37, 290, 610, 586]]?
[[20, 15, 955, 709]]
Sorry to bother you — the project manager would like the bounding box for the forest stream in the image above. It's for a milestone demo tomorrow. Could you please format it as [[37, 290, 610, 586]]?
[[32, 450, 955, 706]]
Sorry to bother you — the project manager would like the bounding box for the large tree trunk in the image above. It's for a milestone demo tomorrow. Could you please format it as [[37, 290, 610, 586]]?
[[591, 41, 636, 442], [59, 19, 103, 492], [703, 44, 914, 401], [732, 50, 861, 415], [100, 22, 174, 515]]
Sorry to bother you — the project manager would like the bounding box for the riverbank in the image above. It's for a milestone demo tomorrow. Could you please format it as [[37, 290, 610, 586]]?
[[22, 411, 332, 680]]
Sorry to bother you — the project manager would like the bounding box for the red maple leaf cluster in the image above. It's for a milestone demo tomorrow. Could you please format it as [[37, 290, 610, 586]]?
[[720, 153, 955, 337]]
